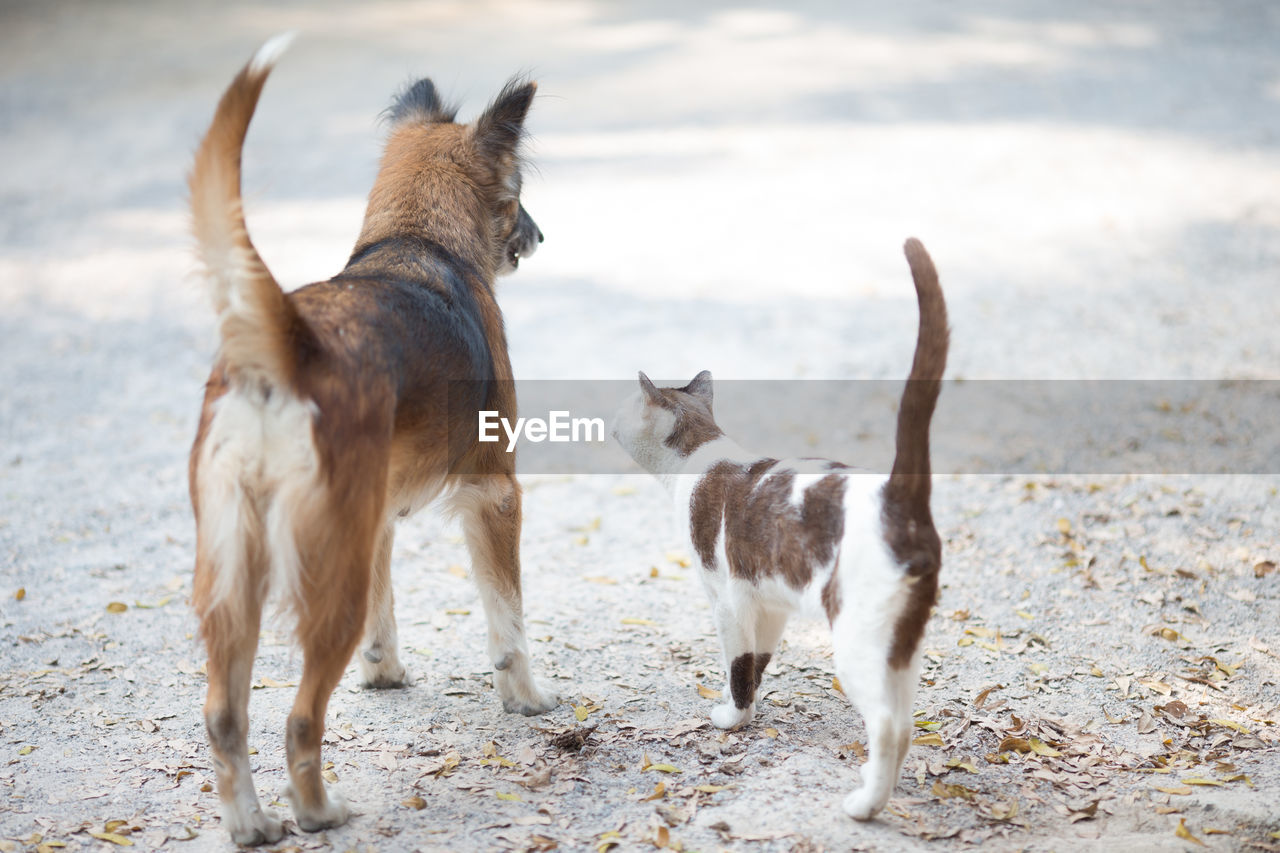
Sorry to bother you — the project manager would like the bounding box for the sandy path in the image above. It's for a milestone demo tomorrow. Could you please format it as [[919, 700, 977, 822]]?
[[1, 2, 1278, 850]]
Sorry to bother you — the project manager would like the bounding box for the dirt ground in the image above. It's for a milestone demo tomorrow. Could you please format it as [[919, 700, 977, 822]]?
[[2, 1, 1279, 851]]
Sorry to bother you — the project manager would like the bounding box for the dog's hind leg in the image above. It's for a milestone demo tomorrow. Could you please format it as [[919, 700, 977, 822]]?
[[450, 474, 557, 715], [358, 522, 408, 688], [282, 595, 363, 831], [280, 497, 378, 832], [200, 573, 283, 845]]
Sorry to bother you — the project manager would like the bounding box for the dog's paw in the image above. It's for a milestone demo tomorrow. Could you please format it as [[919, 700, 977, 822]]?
[[710, 702, 753, 731], [225, 806, 284, 846], [359, 645, 409, 688], [283, 782, 350, 833], [842, 786, 887, 821], [495, 670, 559, 716]]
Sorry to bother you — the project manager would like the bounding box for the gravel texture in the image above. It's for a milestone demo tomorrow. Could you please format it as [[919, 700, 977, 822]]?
[[1, 2, 1278, 851]]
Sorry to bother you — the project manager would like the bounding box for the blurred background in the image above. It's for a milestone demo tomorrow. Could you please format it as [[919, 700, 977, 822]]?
[[3, 0, 1279, 393]]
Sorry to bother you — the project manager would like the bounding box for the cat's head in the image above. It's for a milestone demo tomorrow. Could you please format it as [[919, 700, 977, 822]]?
[[612, 370, 724, 474]]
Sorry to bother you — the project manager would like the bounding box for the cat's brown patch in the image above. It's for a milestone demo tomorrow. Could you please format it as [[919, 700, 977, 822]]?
[[801, 474, 846, 566], [690, 461, 845, 591], [689, 458, 778, 570], [729, 653, 756, 709], [689, 460, 733, 569], [821, 555, 842, 623], [751, 651, 772, 688], [887, 571, 938, 669], [728, 651, 773, 709], [658, 391, 723, 457]]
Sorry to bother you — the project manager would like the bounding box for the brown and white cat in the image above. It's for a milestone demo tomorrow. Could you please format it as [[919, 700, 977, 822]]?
[[611, 238, 948, 820]]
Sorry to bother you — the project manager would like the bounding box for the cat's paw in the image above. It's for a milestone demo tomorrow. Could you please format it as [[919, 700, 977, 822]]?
[[710, 702, 753, 730], [842, 786, 888, 821]]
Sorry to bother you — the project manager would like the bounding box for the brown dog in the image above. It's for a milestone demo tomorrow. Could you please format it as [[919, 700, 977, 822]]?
[[187, 35, 555, 844]]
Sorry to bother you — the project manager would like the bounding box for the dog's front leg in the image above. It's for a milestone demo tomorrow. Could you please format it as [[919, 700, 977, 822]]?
[[358, 522, 409, 688], [450, 474, 558, 715]]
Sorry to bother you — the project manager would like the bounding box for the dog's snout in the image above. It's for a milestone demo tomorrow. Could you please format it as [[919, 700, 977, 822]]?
[[536, 228, 544, 244]]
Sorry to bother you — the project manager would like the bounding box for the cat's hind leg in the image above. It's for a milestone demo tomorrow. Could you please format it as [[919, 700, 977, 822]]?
[[829, 604, 921, 819]]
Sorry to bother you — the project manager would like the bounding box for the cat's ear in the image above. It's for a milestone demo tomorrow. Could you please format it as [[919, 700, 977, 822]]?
[[638, 371, 662, 403], [684, 370, 713, 407]]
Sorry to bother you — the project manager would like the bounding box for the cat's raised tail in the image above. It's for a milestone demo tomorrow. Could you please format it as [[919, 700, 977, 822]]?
[[882, 238, 949, 574]]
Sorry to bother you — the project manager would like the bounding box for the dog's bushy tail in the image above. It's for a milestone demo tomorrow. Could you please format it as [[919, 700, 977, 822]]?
[[884, 238, 950, 526], [189, 33, 301, 387]]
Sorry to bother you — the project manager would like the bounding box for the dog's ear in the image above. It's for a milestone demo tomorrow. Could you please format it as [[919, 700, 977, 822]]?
[[683, 370, 713, 407], [387, 78, 457, 125], [473, 78, 537, 160], [638, 371, 663, 404]]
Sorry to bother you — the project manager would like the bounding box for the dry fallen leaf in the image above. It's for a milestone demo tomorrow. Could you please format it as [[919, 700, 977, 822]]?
[[1154, 785, 1192, 796], [86, 832, 132, 847], [1181, 777, 1225, 787], [1028, 738, 1061, 757], [931, 781, 975, 801], [1254, 560, 1276, 578], [496, 791, 522, 802], [913, 733, 944, 747], [402, 795, 427, 810], [642, 782, 667, 802], [1175, 818, 1205, 847], [550, 726, 597, 752], [621, 617, 656, 627], [696, 684, 721, 700], [1136, 709, 1157, 734], [641, 753, 682, 774], [105, 602, 127, 614], [998, 736, 1031, 754], [14, 588, 24, 601], [1207, 718, 1249, 734], [1067, 800, 1098, 823], [988, 799, 1020, 821]]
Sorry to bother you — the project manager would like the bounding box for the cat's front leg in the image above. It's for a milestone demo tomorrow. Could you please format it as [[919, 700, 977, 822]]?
[[710, 598, 757, 730]]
